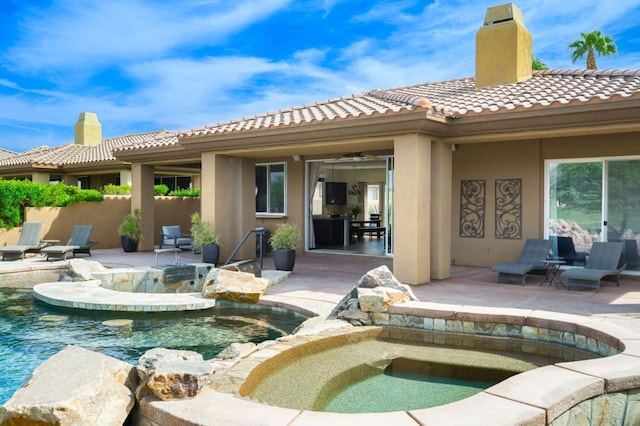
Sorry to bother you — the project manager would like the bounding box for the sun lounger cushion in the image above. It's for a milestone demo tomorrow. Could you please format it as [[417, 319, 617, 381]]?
[[491, 239, 552, 285], [563, 241, 624, 292], [40, 225, 95, 261], [41, 245, 81, 261], [0, 222, 44, 261]]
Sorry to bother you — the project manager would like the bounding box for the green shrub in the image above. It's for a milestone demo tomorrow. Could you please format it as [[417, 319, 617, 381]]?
[[154, 184, 170, 196], [269, 223, 302, 250], [0, 180, 104, 229], [101, 184, 131, 195], [168, 188, 200, 197]]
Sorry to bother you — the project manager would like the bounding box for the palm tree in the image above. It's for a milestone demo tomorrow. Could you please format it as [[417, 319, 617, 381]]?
[[568, 30, 617, 70], [532, 58, 549, 70]]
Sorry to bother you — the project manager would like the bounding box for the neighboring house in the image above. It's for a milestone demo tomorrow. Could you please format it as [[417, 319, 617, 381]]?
[[54, 4, 640, 285], [0, 113, 196, 191]]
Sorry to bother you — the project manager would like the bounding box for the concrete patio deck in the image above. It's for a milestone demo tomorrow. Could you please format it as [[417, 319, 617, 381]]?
[[3, 248, 640, 424]]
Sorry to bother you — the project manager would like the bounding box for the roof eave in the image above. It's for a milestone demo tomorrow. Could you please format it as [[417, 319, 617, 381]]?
[[176, 110, 447, 153], [443, 98, 640, 143]]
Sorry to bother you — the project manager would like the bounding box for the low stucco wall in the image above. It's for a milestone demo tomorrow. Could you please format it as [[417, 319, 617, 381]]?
[[0, 196, 200, 250]]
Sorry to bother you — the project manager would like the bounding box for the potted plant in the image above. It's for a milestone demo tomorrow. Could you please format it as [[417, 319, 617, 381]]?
[[269, 223, 302, 271], [117, 208, 143, 252], [190, 212, 220, 264], [350, 204, 362, 220]]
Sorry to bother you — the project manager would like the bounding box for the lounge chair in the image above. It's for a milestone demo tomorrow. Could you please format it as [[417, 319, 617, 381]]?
[[550, 236, 587, 266], [563, 241, 625, 293], [159, 225, 192, 250], [0, 222, 44, 261], [491, 239, 552, 285], [41, 225, 96, 261]]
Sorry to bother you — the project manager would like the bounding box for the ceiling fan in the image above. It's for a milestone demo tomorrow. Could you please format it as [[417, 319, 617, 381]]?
[[334, 151, 381, 161]]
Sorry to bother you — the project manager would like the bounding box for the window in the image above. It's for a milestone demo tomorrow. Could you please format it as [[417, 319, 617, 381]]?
[[256, 163, 286, 214]]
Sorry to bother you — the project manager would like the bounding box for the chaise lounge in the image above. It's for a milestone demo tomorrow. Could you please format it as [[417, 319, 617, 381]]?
[[491, 238, 552, 285], [41, 225, 96, 261], [0, 222, 44, 261], [562, 241, 625, 293]]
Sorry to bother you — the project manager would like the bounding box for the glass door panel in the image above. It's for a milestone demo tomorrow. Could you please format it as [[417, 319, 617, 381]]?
[[547, 161, 602, 254], [606, 160, 640, 270], [386, 156, 394, 255]]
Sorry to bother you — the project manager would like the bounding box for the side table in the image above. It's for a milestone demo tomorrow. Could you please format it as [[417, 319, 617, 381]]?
[[540, 259, 566, 288]]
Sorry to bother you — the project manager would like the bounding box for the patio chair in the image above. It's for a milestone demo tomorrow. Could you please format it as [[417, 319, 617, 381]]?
[[610, 239, 640, 271], [159, 225, 192, 250], [563, 241, 625, 293], [491, 239, 552, 285], [0, 222, 44, 261], [550, 236, 587, 266], [41, 225, 96, 261]]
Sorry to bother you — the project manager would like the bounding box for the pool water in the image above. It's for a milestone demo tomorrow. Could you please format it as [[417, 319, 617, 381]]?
[[323, 367, 492, 413], [320, 357, 506, 413], [243, 331, 596, 413], [0, 289, 306, 405]]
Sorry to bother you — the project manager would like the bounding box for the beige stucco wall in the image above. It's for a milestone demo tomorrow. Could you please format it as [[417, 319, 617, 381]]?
[[5, 196, 200, 250], [451, 132, 640, 268], [452, 140, 542, 267]]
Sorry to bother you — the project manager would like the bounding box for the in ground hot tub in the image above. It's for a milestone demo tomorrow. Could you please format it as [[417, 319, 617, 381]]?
[[237, 326, 600, 413]]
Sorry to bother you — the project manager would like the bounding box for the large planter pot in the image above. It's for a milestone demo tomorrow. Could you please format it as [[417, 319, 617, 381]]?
[[120, 236, 138, 253], [201, 244, 220, 265], [273, 249, 296, 271]]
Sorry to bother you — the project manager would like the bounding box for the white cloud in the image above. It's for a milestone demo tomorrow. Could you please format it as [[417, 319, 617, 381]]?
[[6, 0, 291, 75], [0, 0, 639, 152]]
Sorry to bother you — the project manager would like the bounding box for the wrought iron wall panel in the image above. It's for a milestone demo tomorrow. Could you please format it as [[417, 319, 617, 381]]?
[[459, 180, 485, 238], [495, 178, 522, 239]]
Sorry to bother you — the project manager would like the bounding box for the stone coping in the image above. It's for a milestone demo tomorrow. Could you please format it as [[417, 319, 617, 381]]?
[[139, 302, 640, 425], [33, 280, 217, 312]]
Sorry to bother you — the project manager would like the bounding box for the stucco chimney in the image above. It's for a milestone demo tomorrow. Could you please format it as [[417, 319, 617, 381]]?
[[74, 112, 102, 146], [475, 3, 532, 88]]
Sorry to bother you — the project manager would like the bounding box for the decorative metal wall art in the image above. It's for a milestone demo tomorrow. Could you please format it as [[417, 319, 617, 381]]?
[[459, 180, 485, 238], [495, 178, 522, 239]]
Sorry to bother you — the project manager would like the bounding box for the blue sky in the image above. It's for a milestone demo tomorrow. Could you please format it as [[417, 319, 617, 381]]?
[[1, 0, 639, 152]]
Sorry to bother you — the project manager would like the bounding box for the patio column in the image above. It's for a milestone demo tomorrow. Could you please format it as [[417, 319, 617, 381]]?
[[120, 169, 132, 186], [201, 153, 255, 263], [63, 175, 77, 186], [131, 163, 155, 251], [31, 172, 50, 183], [430, 142, 452, 279], [393, 134, 431, 285]]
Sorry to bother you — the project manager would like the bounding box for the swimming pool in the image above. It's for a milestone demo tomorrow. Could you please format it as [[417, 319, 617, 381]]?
[[0, 288, 306, 404]]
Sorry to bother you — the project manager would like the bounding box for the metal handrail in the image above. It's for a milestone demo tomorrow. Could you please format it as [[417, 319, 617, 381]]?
[[223, 227, 266, 269]]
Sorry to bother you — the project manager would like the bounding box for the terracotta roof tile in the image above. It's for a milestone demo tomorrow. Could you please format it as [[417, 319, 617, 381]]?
[[173, 69, 638, 140], [0, 130, 171, 168], [111, 131, 179, 153]]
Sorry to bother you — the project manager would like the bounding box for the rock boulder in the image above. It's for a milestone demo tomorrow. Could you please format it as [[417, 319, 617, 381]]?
[[0, 345, 137, 426], [202, 268, 268, 303]]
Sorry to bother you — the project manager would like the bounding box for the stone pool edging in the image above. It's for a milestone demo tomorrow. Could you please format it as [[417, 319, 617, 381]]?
[[137, 301, 640, 425]]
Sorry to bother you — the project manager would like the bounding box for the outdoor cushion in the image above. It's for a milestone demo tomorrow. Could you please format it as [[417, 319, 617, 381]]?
[[160, 225, 192, 249], [0, 222, 44, 261], [491, 239, 552, 285], [41, 225, 95, 261], [563, 241, 624, 293]]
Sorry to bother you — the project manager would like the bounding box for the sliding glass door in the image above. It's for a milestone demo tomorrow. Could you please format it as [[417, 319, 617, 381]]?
[[606, 160, 640, 269], [546, 157, 640, 270]]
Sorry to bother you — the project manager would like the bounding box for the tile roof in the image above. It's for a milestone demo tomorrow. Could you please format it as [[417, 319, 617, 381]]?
[[111, 131, 179, 154], [175, 69, 640, 139], [0, 147, 16, 159], [0, 130, 171, 169]]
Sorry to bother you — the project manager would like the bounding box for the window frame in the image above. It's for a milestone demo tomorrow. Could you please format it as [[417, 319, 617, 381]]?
[[256, 162, 287, 216]]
